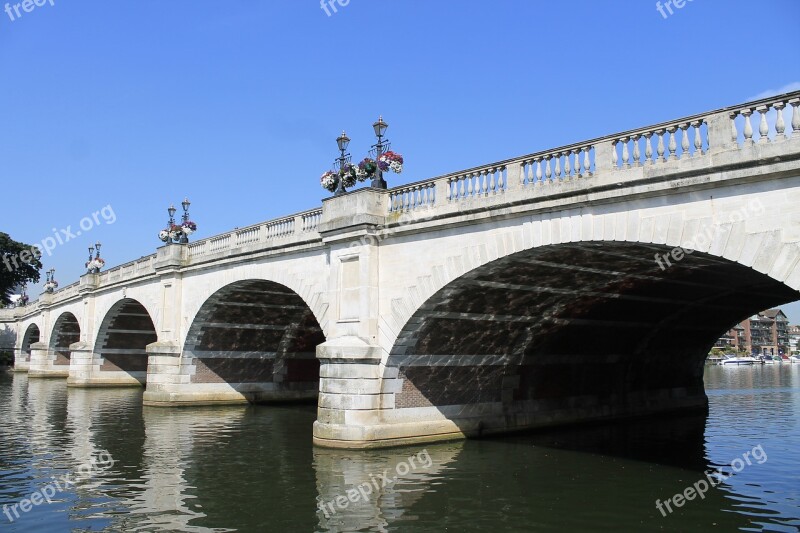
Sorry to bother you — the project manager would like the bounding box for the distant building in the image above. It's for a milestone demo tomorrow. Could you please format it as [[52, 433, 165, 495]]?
[[789, 325, 800, 354], [715, 309, 791, 355]]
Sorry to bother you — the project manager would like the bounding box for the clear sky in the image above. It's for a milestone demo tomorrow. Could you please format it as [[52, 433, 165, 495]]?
[[1, 0, 799, 322]]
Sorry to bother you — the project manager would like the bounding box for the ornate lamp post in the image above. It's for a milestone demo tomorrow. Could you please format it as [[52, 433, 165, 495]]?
[[370, 116, 389, 189], [17, 283, 28, 307], [334, 131, 351, 196], [86, 242, 104, 274], [180, 198, 191, 244], [44, 268, 58, 293], [159, 200, 197, 245], [318, 119, 402, 195], [167, 204, 177, 245]]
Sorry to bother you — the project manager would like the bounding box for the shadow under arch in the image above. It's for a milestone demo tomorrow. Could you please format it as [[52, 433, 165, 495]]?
[[384, 241, 800, 440], [181, 279, 325, 403], [93, 298, 158, 386], [17, 323, 40, 369], [50, 312, 80, 367]]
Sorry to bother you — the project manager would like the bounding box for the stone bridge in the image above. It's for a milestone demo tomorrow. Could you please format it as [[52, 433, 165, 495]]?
[[2, 91, 800, 448]]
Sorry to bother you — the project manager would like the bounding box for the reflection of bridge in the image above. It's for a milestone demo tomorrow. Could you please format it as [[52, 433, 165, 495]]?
[[2, 91, 800, 449]]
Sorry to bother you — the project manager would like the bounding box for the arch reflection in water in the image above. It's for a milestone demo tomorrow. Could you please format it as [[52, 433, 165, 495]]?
[[313, 444, 462, 532], [117, 407, 246, 532]]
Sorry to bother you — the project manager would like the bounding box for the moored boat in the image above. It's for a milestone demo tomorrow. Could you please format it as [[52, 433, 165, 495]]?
[[720, 355, 757, 366]]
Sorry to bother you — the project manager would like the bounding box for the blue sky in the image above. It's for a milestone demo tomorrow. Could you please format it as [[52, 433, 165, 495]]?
[[1, 0, 799, 322]]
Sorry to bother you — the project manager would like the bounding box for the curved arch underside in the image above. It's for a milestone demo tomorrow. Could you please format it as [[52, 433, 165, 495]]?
[[184, 280, 324, 400], [21, 324, 40, 353], [389, 242, 799, 430], [50, 313, 80, 365], [94, 299, 157, 383]]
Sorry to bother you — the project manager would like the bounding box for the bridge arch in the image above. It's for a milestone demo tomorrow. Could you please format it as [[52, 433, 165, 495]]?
[[16, 323, 41, 369], [49, 312, 81, 367], [180, 279, 326, 402], [379, 208, 800, 441], [91, 298, 158, 386]]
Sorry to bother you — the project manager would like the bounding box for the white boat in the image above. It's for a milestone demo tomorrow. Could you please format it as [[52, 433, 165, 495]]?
[[761, 355, 776, 365], [790, 355, 800, 364], [720, 355, 757, 366]]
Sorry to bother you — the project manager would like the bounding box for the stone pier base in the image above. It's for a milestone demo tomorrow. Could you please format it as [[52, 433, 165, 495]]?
[[312, 339, 709, 449], [66, 342, 144, 388], [12, 350, 30, 373], [27, 342, 70, 378], [142, 341, 317, 407]]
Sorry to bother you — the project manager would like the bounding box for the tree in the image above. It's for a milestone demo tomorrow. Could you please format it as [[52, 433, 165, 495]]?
[[0, 232, 42, 304]]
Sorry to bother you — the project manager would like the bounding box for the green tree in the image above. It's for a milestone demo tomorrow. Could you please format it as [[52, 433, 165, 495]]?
[[0, 232, 42, 304]]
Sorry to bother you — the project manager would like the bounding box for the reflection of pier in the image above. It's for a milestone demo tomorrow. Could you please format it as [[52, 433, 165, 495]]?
[[313, 444, 462, 532]]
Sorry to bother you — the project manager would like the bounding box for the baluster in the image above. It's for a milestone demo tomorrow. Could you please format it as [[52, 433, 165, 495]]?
[[459, 176, 466, 199], [632, 135, 641, 166], [467, 173, 474, 197], [667, 126, 678, 160], [572, 150, 581, 177], [554, 153, 562, 180], [489, 169, 496, 194], [742, 109, 755, 145], [621, 137, 630, 168], [612, 141, 619, 168], [583, 147, 591, 176], [416, 185, 422, 207], [497, 166, 505, 191], [545, 156, 552, 182], [656, 129, 666, 162], [730, 112, 738, 144], [774, 102, 786, 140], [481, 170, 489, 196], [757, 105, 770, 143], [535, 158, 543, 185], [680, 124, 690, 158], [791, 99, 800, 137], [525, 161, 533, 186], [692, 121, 704, 155], [446, 178, 454, 201], [644, 133, 653, 165], [563, 150, 571, 178]]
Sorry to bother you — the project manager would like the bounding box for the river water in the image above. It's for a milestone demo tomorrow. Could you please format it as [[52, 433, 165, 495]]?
[[0, 365, 798, 532]]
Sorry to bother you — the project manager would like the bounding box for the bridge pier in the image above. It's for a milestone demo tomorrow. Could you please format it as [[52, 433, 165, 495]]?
[[142, 342, 319, 406], [11, 348, 30, 372], [27, 341, 70, 378], [66, 341, 143, 388], [314, 345, 711, 448]]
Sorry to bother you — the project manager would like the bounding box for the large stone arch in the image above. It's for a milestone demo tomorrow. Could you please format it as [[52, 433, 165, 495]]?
[[181, 262, 331, 346], [381, 191, 800, 358], [67, 298, 158, 387], [370, 190, 800, 445], [15, 323, 40, 371], [29, 312, 80, 378], [144, 278, 327, 406]]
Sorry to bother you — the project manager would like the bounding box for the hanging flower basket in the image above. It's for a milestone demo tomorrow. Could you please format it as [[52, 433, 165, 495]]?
[[86, 258, 105, 272], [378, 151, 404, 174], [158, 229, 170, 242], [340, 163, 357, 188], [356, 158, 377, 181], [168, 224, 184, 241], [17, 295, 28, 307], [44, 280, 58, 293], [320, 171, 338, 192], [181, 221, 197, 236]]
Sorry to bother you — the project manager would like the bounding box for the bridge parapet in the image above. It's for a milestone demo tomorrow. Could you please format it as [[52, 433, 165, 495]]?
[[185, 208, 323, 264], [384, 91, 800, 218]]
